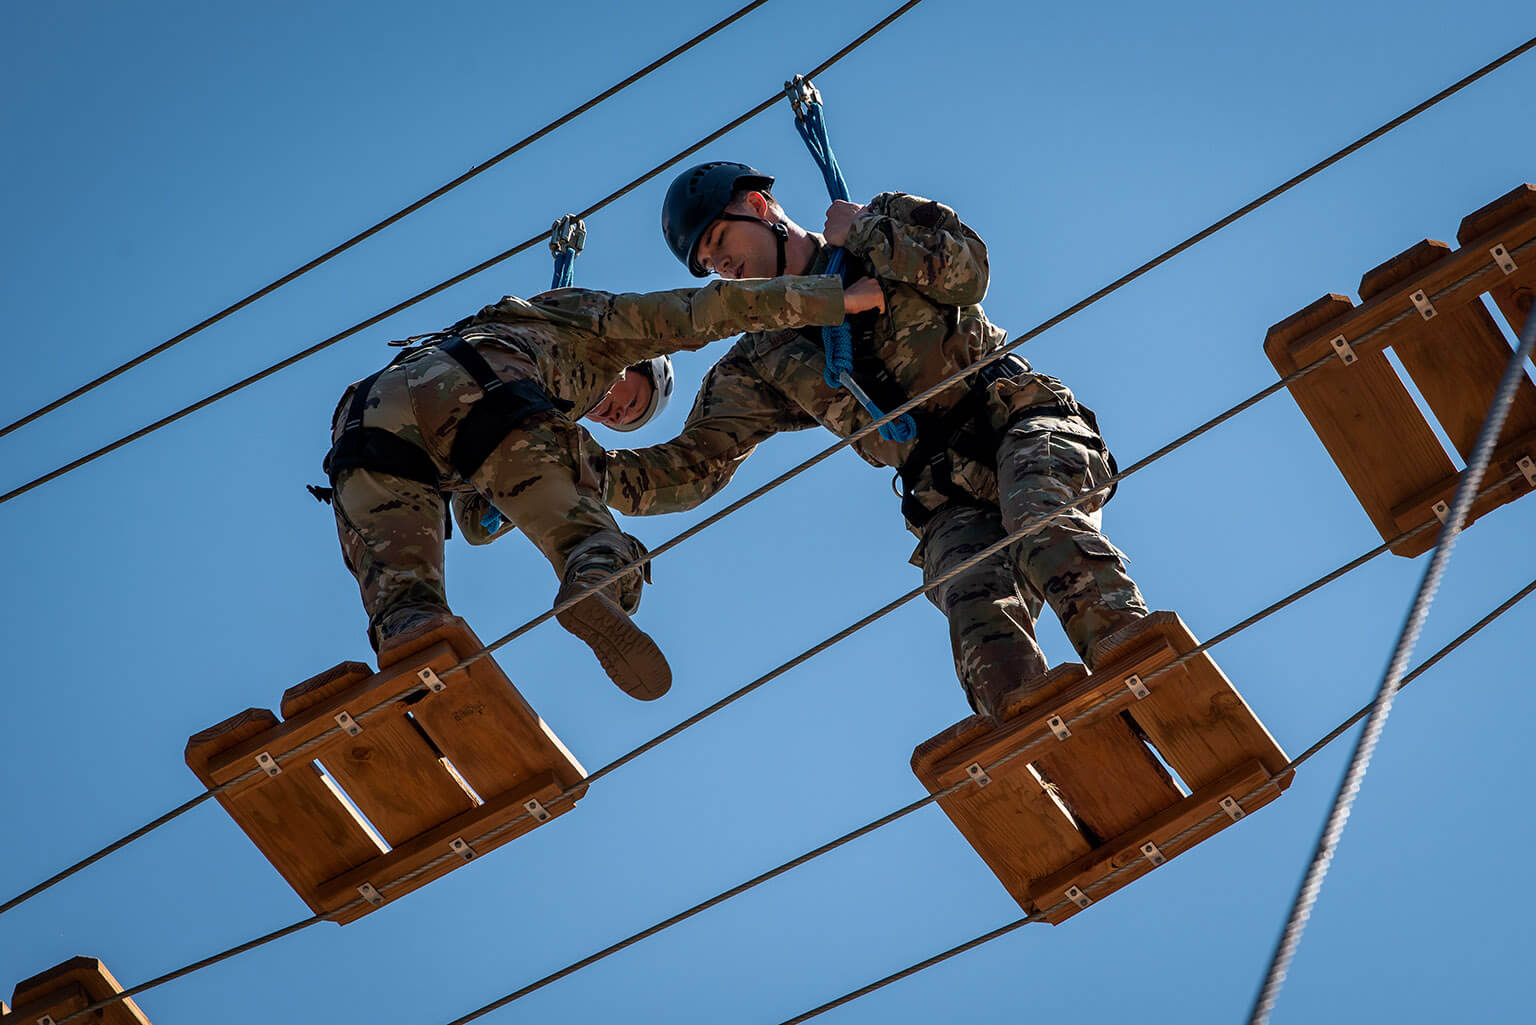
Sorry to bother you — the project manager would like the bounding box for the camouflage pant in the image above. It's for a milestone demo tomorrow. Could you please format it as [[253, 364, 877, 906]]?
[[331, 345, 644, 649], [918, 422, 1148, 716]]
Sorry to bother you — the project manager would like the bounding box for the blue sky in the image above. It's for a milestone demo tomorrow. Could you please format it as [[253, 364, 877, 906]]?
[[2, 1, 1534, 1023]]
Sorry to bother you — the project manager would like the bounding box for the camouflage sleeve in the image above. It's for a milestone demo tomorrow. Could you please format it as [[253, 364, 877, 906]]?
[[841, 192, 989, 306], [522, 275, 846, 366], [604, 346, 817, 516]]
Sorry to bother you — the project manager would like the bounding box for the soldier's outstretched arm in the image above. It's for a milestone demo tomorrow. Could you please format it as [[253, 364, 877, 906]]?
[[840, 192, 990, 306], [604, 349, 816, 516], [528, 274, 847, 367]]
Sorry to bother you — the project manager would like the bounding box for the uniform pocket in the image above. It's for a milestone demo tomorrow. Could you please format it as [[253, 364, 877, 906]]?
[[1073, 533, 1128, 564]]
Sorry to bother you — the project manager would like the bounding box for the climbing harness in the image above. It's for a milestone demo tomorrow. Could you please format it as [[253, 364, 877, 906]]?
[[785, 75, 917, 443]]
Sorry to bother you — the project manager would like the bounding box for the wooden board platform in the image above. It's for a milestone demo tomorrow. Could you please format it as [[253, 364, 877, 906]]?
[[3, 957, 151, 1025], [186, 617, 586, 924], [911, 612, 1291, 925], [1264, 183, 1536, 557]]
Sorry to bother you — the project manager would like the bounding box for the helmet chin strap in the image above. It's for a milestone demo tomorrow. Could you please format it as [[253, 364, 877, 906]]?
[[714, 213, 789, 277]]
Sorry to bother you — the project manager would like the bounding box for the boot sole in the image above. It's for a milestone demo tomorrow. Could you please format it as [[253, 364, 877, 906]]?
[[556, 592, 672, 700]]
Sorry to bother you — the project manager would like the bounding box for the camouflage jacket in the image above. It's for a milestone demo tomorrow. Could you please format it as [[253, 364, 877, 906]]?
[[451, 274, 846, 417], [606, 192, 1092, 521]]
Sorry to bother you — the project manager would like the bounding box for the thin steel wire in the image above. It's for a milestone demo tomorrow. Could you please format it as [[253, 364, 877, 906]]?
[[1245, 304, 1536, 1025], [776, 572, 1536, 1025], [0, 0, 931, 507], [46, 474, 1531, 1022], [0, 0, 777, 442]]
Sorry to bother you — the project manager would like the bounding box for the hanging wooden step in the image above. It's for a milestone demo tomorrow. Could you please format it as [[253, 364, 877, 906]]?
[[911, 612, 1292, 925], [1264, 183, 1536, 557], [185, 616, 586, 925], [2, 957, 150, 1025]]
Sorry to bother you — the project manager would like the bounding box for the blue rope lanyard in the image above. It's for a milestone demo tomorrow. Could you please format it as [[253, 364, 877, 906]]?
[[788, 80, 916, 444]]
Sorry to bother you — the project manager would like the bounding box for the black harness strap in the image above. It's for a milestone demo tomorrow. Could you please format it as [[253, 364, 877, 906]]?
[[323, 368, 442, 489], [438, 336, 574, 480], [896, 354, 1118, 530]]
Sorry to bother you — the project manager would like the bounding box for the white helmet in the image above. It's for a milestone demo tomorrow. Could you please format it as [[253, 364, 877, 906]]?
[[607, 356, 674, 432]]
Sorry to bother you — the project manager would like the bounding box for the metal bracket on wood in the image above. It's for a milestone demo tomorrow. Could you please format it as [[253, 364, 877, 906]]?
[[357, 882, 385, 906], [1410, 289, 1437, 321], [1125, 674, 1151, 700], [1328, 334, 1358, 366], [449, 837, 477, 862], [1046, 714, 1072, 741], [965, 762, 992, 787], [334, 710, 362, 737], [1492, 243, 1518, 275], [1432, 500, 1450, 523], [524, 798, 552, 823], [255, 751, 281, 777], [1139, 840, 1166, 866], [1219, 796, 1246, 822], [1517, 455, 1536, 487], [418, 667, 446, 693], [1064, 885, 1092, 909], [37, 1016, 57, 1025]]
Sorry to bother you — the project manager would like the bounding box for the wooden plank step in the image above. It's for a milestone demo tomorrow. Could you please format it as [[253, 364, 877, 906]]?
[[912, 612, 1290, 919], [1277, 195, 1536, 368], [1265, 295, 1456, 556], [378, 617, 587, 799], [1110, 612, 1292, 790], [1358, 239, 1536, 460], [282, 661, 476, 846], [979, 661, 1183, 844], [185, 708, 384, 913], [197, 642, 461, 798], [4, 957, 152, 1025], [1457, 183, 1536, 346], [316, 772, 570, 924], [1028, 760, 1282, 925]]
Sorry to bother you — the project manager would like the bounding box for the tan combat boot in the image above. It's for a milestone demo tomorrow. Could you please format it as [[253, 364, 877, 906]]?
[[555, 532, 671, 701]]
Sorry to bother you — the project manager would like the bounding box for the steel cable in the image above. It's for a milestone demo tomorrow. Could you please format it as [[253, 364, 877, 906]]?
[[0, 0, 931, 507], [1245, 306, 1536, 1024], [53, 469, 1523, 1024], [775, 572, 1536, 1025], [0, 0, 778, 443]]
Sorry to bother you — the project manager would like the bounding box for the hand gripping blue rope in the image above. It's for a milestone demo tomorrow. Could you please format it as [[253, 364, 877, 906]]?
[[786, 77, 916, 444], [479, 215, 588, 534]]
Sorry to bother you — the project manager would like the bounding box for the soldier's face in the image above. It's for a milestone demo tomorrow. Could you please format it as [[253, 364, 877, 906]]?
[[694, 195, 781, 279], [588, 369, 654, 428]]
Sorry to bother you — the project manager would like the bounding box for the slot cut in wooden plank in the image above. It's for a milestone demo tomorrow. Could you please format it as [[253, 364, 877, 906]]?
[[378, 617, 587, 799], [186, 708, 384, 913], [282, 661, 476, 846], [1457, 183, 1536, 348], [5, 957, 152, 1025], [911, 611, 1290, 920]]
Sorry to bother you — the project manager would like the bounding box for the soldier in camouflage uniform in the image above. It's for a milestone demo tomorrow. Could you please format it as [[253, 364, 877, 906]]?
[[325, 272, 873, 699], [602, 162, 1152, 719]]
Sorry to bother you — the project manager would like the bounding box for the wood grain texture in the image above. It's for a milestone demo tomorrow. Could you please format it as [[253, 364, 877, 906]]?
[[186, 708, 384, 912], [1028, 761, 1282, 925], [282, 662, 476, 846], [380, 617, 587, 799], [198, 643, 458, 796], [1281, 199, 1536, 367], [1458, 183, 1536, 362], [1032, 713, 1183, 844], [316, 773, 569, 924], [1120, 614, 1292, 790], [1265, 295, 1457, 555], [6, 957, 152, 1025], [1359, 239, 1536, 460]]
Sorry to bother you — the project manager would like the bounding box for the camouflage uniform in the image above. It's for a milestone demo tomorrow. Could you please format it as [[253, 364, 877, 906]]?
[[606, 193, 1149, 717], [328, 275, 844, 650]]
